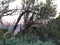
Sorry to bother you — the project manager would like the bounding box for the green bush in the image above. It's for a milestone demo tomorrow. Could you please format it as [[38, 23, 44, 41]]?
[[0, 36, 56, 45], [0, 29, 57, 45]]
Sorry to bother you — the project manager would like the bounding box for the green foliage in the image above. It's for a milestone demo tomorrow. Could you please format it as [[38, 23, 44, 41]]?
[[46, 0, 52, 5], [0, 29, 56, 45], [40, 0, 56, 19], [34, 40, 56, 45], [54, 30, 60, 39], [0, 36, 56, 45], [45, 15, 60, 39], [0, 29, 7, 38]]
